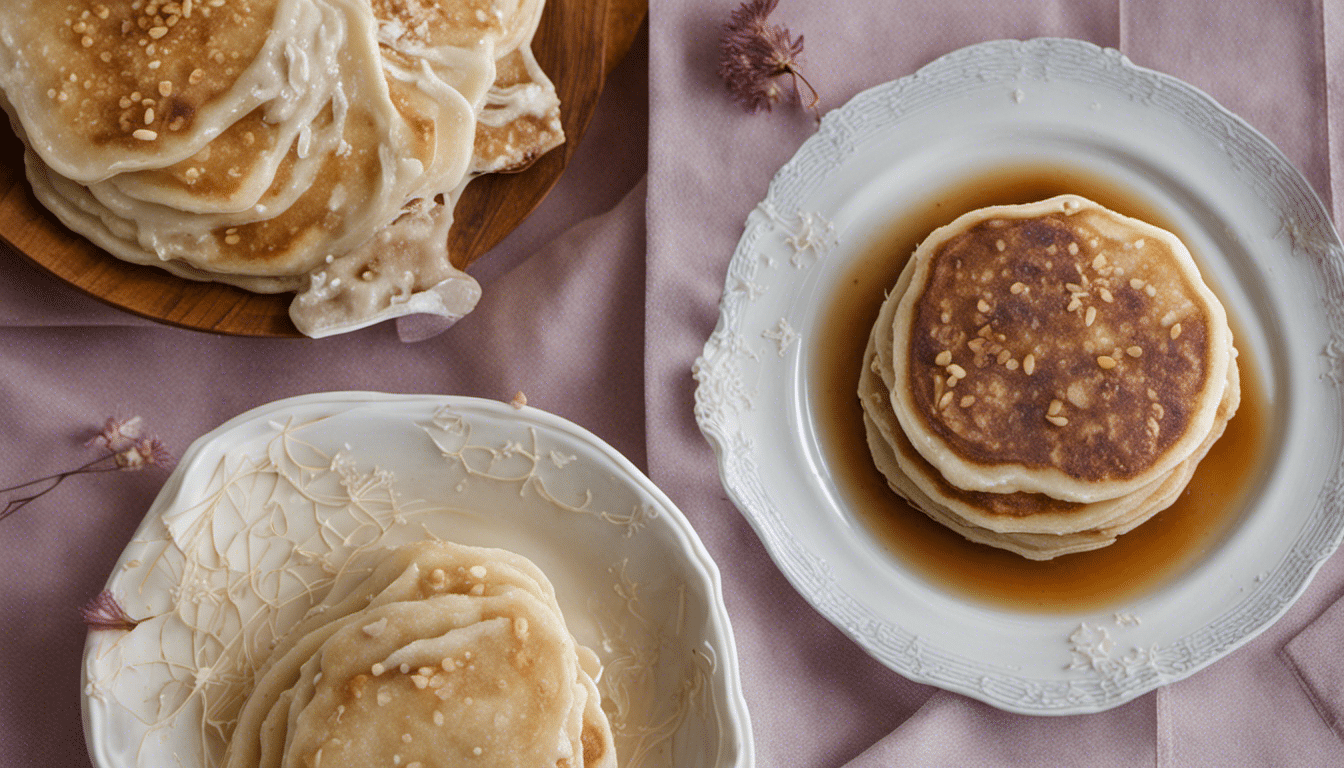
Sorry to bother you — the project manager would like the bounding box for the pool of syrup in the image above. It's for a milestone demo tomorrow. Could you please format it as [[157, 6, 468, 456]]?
[[812, 165, 1269, 613]]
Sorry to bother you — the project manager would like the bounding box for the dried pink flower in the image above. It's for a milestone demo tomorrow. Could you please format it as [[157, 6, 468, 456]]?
[[88, 416, 144, 452], [717, 0, 818, 116], [80, 590, 140, 631], [114, 437, 176, 470], [2, 415, 174, 522]]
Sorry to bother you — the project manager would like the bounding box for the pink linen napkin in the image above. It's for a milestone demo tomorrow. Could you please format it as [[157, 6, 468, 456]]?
[[648, 0, 1344, 766]]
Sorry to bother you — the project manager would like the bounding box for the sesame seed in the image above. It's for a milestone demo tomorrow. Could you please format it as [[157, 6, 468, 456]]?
[[968, 338, 986, 353], [1170, 323, 1182, 339], [1127, 346, 1142, 357], [1046, 244, 1058, 255], [132, 128, 157, 140], [81, 35, 94, 48], [148, 26, 169, 38], [1067, 297, 1082, 312], [1084, 306, 1096, 326], [938, 392, 953, 410], [1067, 242, 1079, 255], [959, 395, 976, 408], [934, 350, 952, 366], [1010, 282, 1026, 294], [371, 663, 385, 675], [1023, 354, 1035, 375], [1145, 284, 1157, 297], [946, 375, 958, 389], [1130, 278, 1145, 290], [1092, 254, 1107, 270], [1005, 358, 1019, 371], [1097, 356, 1117, 370], [159, 81, 173, 97], [996, 349, 1011, 364], [189, 68, 205, 84], [1099, 287, 1114, 303], [143, 107, 155, 124], [947, 364, 966, 379], [1048, 399, 1063, 416], [995, 239, 1006, 252], [977, 299, 991, 313], [1046, 414, 1069, 427]]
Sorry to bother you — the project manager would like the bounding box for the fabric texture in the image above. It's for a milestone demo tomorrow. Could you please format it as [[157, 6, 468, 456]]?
[[5, 3, 1344, 768]]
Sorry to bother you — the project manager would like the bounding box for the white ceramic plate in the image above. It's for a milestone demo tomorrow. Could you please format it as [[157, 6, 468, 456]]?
[[82, 393, 752, 767], [694, 38, 1344, 715]]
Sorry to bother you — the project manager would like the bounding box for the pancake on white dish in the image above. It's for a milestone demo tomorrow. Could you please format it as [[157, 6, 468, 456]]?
[[222, 540, 615, 768], [859, 194, 1240, 558], [888, 195, 1234, 503]]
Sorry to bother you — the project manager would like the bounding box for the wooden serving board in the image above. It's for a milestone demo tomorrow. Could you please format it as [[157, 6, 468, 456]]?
[[0, 0, 643, 337]]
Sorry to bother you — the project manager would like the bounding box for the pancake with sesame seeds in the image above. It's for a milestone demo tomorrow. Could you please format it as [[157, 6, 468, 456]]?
[[862, 255, 1241, 538], [282, 589, 588, 768], [887, 195, 1234, 504], [0, 0, 566, 337], [26, 8, 476, 282], [0, 0, 333, 183], [222, 541, 616, 768], [860, 315, 1240, 557]]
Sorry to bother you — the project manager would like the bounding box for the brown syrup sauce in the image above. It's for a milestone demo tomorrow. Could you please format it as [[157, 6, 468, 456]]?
[[812, 165, 1268, 613]]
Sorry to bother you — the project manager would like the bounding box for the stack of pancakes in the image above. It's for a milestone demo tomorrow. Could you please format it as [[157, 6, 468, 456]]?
[[224, 540, 616, 768], [0, 0, 563, 337], [860, 195, 1239, 560]]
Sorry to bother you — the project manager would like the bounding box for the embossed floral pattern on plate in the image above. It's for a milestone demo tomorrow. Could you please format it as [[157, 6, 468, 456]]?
[[82, 393, 753, 767], [694, 38, 1344, 715]]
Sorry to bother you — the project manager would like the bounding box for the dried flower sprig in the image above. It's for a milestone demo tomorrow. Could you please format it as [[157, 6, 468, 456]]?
[[80, 589, 141, 631], [1, 416, 174, 523], [717, 0, 819, 117]]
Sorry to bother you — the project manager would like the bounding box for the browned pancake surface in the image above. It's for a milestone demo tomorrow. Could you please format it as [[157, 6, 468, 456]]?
[[905, 206, 1216, 484]]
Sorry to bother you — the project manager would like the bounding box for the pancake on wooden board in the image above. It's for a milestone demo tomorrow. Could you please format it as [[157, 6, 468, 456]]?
[[0, 0, 564, 337]]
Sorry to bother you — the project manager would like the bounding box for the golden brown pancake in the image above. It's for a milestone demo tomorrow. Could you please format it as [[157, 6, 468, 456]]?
[[0, 0, 564, 337], [222, 540, 615, 768], [472, 45, 564, 174], [889, 195, 1233, 503], [859, 195, 1240, 558]]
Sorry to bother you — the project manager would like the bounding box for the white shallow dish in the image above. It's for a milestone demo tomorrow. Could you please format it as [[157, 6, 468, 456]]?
[[694, 38, 1344, 715], [82, 393, 752, 767]]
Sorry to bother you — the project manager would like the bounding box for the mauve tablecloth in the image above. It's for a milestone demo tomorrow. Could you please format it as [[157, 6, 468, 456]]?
[[3, 2, 1344, 767]]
